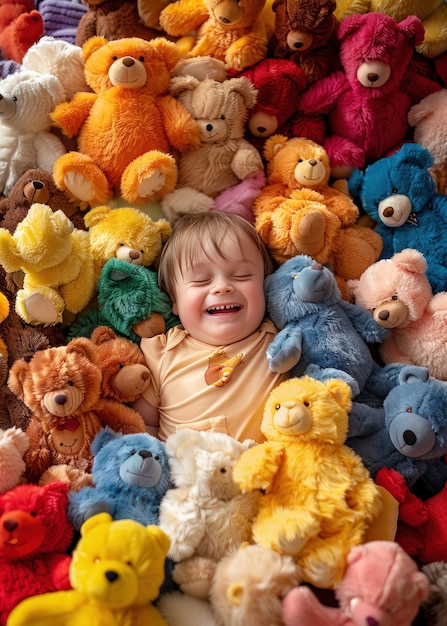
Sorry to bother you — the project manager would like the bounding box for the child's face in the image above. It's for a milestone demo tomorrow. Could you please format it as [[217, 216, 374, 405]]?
[[171, 233, 267, 346]]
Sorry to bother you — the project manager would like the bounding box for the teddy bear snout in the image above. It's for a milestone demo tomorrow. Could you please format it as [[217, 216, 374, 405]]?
[[43, 387, 83, 416], [389, 413, 436, 458], [373, 300, 408, 328], [356, 61, 391, 89], [198, 119, 228, 143], [378, 194, 413, 227], [287, 30, 313, 52], [0, 92, 17, 118]]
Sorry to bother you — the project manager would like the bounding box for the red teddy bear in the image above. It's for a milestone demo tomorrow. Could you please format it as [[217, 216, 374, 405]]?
[[0, 481, 74, 625]]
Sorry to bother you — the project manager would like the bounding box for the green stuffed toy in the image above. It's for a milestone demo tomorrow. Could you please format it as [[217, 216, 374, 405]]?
[[68, 258, 179, 342]]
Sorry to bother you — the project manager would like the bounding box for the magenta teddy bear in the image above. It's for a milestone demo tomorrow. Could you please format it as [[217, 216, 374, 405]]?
[[347, 248, 447, 381], [298, 12, 441, 178], [282, 540, 429, 626]]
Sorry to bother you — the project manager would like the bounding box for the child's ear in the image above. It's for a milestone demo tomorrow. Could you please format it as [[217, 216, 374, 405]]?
[[172, 301, 178, 316]]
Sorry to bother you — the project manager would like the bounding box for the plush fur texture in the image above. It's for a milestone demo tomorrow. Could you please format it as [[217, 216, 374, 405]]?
[[75, 0, 175, 48], [299, 12, 440, 175], [240, 58, 326, 153], [349, 143, 447, 294], [0, 2, 43, 63], [7, 337, 145, 488], [83, 205, 171, 284], [160, 0, 269, 71], [421, 561, 447, 625], [233, 376, 382, 589], [158, 429, 259, 598], [0, 481, 74, 626], [7, 512, 170, 626], [254, 135, 383, 297], [67, 258, 179, 342], [0, 203, 94, 326], [264, 254, 389, 397], [161, 74, 263, 222], [0, 70, 67, 196], [282, 541, 429, 626], [333, 0, 447, 59], [348, 249, 447, 380], [0, 167, 85, 232], [408, 88, 447, 194], [268, 0, 340, 85], [347, 365, 447, 499], [0, 426, 29, 494], [51, 36, 200, 208], [67, 427, 171, 529]]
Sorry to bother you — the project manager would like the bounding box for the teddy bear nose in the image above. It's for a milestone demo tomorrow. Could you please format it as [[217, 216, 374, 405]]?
[[55, 394, 67, 405], [122, 57, 135, 67], [308, 159, 317, 167], [311, 263, 324, 271], [367, 73, 379, 82], [403, 430, 417, 446], [378, 310, 389, 320], [3, 519, 18, 532], [382, 206, 394, 217], [105, 570, 119, 582], [138, 450, 152, 459], [206, 123, 214, 132]]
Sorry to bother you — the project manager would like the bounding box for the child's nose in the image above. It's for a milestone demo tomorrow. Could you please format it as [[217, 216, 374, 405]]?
[[210, 280, 233, 294]]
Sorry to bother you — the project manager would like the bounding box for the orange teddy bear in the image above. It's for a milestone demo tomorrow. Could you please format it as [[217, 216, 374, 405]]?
[[51, 36, 200, 209]]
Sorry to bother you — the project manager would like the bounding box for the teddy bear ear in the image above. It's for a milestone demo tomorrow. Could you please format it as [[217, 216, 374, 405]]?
[[263, 134, 289, 163], [398, 365, 430, 385], [324, 378, 352, 410], [346, 279, 359, 304], [146, 524, 171, 554], [89, 326, 117, 345], [82, 36, 109, 61], [169, 74, 201, 98], [7, 358, 30, 400], [83, 205, 112, 229], [226, 76, 258, 110], [165, 429, 200, 458], [398, 15, 425, 48], [157, 219, 172, 243], [66, 336, 98, 363], [392, 249, 428, 275], [91, 426, 122, 456], [395, 143, 434, 171], [151, 37, 182, 73], [337, 13, 363, 42], [80, 511, 113, 536], [3, 427, 29, 456]]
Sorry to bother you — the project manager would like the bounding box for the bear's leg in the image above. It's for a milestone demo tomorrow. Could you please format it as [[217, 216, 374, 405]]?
[[53, 153, 111, 208], [121, 151, 178, 204], [16, 287, 64, 325]]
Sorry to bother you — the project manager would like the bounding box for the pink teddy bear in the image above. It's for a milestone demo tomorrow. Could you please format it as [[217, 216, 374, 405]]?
[[347, 248, 447, 381], [298, 12, 441, 178], [282, 540, 429, 626]]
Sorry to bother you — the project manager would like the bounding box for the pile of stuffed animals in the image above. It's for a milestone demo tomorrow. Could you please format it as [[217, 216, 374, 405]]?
[[2, 0, 447, 623]]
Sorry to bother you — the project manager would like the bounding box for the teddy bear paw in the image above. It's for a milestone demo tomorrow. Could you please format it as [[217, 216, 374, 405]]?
[[137, 169, 167, 198], [278, 533, 308, 556], [302, 559, 340, 589], [293, 211, 326, 256], [64, 171, 95, 203], [23, 293, 60, 325]]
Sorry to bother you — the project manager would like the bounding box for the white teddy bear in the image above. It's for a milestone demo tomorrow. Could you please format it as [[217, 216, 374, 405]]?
[[0, 69, 67, 196], [0, 426, 29, 494], [158, 429, 259, 599]]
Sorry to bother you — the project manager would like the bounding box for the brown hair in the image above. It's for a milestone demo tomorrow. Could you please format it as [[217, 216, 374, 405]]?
[[158, 212, 274, 301]]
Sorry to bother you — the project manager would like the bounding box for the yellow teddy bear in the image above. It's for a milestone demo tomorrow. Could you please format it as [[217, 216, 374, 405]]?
[[7, 512, 171, 626], [233, 375, 383, 589], [0, 203, 94, 326]]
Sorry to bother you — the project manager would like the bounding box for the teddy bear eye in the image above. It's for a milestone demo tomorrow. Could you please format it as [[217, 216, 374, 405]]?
[[139, 56, 145, 62], [112, 56, 118, 61], [29, 511, 37, 517], [275, 403, 281, 410], [220, 467, 227, 473], [220, 115, 225, 120], [391, 295, 398, 300], [154, 455, 159, 461], [118, 363, 124, 369], [303, 400, 310, 407], [406, 408, 413, 413], [94, 557, 100, 563], [67, 381, 74, 386], [392, 188, 398, 193], [12, 96, 17, 102]]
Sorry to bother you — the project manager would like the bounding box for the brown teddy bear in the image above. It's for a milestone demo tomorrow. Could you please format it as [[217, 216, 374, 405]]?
[[160, 0, 269, 71], [75, 0, 176, 47], [160, 74, 264, 223], [253, 135, 383, 297], [268, 0, 341, 85], [0, 167, 85, 233], [7, 337, 146, 489], [51, 36, 200, 209]]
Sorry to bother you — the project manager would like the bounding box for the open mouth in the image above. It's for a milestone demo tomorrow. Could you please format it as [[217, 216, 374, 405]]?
[[206, 304, 241, 314]]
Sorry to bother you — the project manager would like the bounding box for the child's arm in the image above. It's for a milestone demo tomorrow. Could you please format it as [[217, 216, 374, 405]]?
[[132, 395, 160, 438]]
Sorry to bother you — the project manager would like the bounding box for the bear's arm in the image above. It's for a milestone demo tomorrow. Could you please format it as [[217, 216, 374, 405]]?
[[159, 0, 209, 37], [67, 486, 111, 531], [23, 418, 52, 483], [33, 132, 67, 172], [233, 442, 285, 493], [158, 94, 201, 152], [96, 399, 146, 435], [253, 183, 292, 217], [7, 590, 86, 626], [347, 402, 385, 439], [158, 491, 204, 561], [230, 140, 264, 180], [339, 299, 390, 344], [342, 447, 382, 523], [299, 71, 350, 116], [225, 21, 268, 72], [48, 554, 73, 591], [265, 323, 303, 374], [50, 92, 98, 139]]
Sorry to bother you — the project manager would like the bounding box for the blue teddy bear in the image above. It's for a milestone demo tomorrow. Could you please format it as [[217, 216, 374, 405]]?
[[348, 143, 447, 293], [264, 254, 398, 399], [347, 365, 447, 499], [68, 427, 172, 530]]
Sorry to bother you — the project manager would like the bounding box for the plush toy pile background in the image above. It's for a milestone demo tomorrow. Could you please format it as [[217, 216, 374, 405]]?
[[1, 0, 447, 624]]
